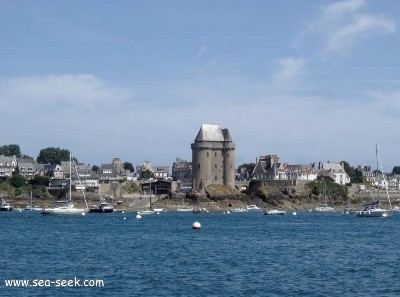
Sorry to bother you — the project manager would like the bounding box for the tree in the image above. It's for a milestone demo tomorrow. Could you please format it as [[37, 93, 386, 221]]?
[[341, 160, 363, 184], [142, 169, 154, 179], [123, 162, 134, 172], [392, 166, 400, 175], [10, 174, 26, 188], [37, 147, 72, 165], [238, 163, 256, 172], [0, 144, 21, 157], [92, 165, 99, 172], [29, 175, 50, 187]]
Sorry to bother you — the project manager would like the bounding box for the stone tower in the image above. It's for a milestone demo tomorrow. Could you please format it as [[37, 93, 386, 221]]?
[[191, 124, 235, 191]]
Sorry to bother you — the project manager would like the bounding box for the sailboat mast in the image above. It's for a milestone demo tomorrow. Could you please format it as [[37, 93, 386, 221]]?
[[69, 152, 72, 202], [376, 144, 392, 210], [376, 144, 380, 202]]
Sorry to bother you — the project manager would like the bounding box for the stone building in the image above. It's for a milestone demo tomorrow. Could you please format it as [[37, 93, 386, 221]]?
[[172, 158, 192, 187], [191, 124, 235, 191]]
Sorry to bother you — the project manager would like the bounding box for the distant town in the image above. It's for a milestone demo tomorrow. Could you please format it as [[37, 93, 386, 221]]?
[[1, 124, 399, 197]]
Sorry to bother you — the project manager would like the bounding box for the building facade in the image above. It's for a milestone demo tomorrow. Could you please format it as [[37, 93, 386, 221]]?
[[172, 158, 192, 187], [191, 124, 235, 191]]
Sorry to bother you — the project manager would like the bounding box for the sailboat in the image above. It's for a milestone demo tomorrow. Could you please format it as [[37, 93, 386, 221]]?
[[136, 185, 156, 215], [356, 145, 392, 218], [41, 153, 89, 216], [315, 180, 335, 212], [24, 191, 33, 210]]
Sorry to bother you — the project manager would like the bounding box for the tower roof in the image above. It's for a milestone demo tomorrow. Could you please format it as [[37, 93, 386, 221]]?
[[194, 124, 232, 142]]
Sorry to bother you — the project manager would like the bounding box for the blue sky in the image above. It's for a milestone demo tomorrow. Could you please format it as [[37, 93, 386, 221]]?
[[1, 0, 399, 170]]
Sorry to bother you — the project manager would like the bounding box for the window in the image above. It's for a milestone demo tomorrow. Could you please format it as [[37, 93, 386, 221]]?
[[207, 152, 209, 158], [214, 152, 217, 157], [198, 163, 200, 169], [215, 164, 217, 169], [215, 175, 217, 181]]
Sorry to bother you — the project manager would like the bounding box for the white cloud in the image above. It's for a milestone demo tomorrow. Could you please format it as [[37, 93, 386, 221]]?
[[295, 0, 396, 56], [1, 72, 399, 169], [322, 0, 365, 20], [271, 57, 307, 91], [1, 74, 132, 114], [324, 14, 395, 54]]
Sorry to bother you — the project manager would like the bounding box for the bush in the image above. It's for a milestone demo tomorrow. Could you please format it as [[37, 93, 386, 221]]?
[[10, 174, 26, 188]]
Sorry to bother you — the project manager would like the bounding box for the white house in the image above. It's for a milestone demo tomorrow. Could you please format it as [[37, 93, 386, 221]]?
[[318, 162, 350, 185]]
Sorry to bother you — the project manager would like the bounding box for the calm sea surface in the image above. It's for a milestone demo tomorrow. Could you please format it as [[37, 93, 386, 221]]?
[[1, 210, 400, 297]]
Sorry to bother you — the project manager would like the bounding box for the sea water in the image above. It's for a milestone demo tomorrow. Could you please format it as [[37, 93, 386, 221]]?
[[1, 211, 400, 297]]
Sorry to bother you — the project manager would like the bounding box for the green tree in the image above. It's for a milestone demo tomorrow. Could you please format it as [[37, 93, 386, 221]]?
[[10, 174, 26, 188], [0, 144, 21, 157], [92, 165, 99, 172], [392, 166, 400, 174], [37, 147, 72, 165], [29, 175, 50, 187], [142, 169, 154, 179], [123, 162, 134, 172], [341, 160, 363, 183]]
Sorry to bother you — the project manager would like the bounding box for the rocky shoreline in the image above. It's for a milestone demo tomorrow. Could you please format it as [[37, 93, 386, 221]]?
[[3, 184, 398, 212]]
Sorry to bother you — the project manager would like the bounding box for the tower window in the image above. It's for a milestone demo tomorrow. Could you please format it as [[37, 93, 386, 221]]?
[[215, 175, 217, 181], [207, 152, 209, 158], [214, 152, 217, 157], [198, 163, 200, 169], [215, 164, 217, 169]]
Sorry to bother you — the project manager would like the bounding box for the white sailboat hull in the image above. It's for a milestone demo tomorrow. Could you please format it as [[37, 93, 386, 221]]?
[[41, 207, 88, 216], [356, 208, 392, 217], [264, 210, 286, 215], [136, 210, 156, 215], [315, 206, 335, 212]]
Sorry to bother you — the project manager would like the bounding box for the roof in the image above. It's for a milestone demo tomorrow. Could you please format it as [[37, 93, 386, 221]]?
[[194, 124, 232, 142], [321, 162, 345, 173]]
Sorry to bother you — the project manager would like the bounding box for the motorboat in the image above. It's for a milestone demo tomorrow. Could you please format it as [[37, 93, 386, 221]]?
[[0, 199, 13, 211], [89, 201, 114, 213], [245, 205, 262, 211], [264, 209, 286, 215]]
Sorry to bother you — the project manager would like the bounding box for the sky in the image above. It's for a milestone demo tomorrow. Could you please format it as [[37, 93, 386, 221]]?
[[1, 0, 400, 171]]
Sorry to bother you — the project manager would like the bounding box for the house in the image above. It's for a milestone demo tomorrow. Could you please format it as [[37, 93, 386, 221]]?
[[285, 164, 317, 181], [71, 164, 99, 190], [97, 158, 128, 183], [136, 161, 154, 179], [252, 155, 317, 182], [252, 155, 283, 180], [136, 161, 169, 180], [0, 155, 17, 177], [154, 165, 169, 180], [318, 161, 350, 185], [172, 158, 192, 186], [17, 157, 36, 177]]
